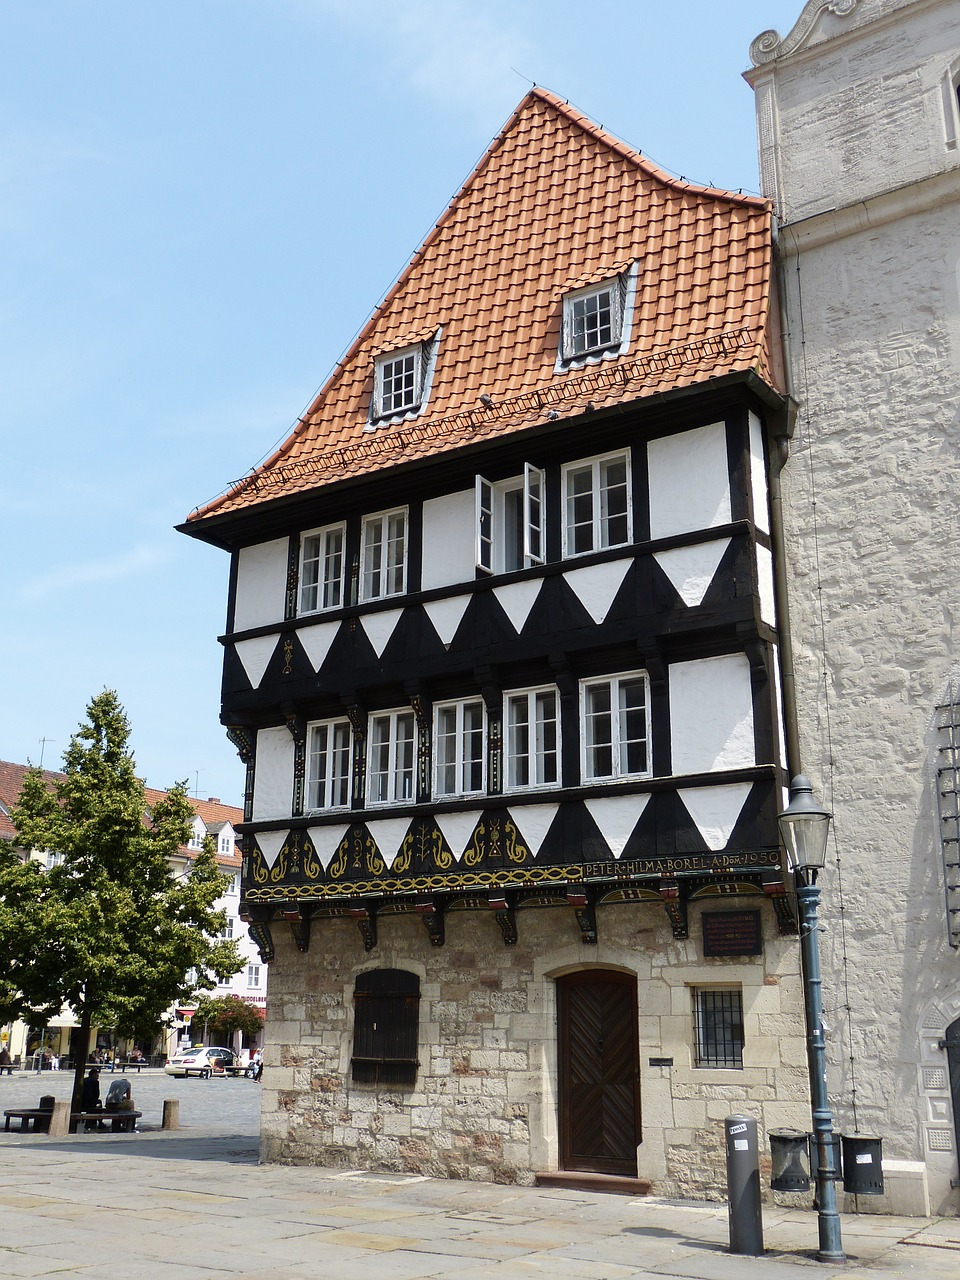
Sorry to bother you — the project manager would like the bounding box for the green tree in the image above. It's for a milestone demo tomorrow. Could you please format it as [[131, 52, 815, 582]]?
[[4, 690, 243, 1115], [193, 993, 265, 1044]]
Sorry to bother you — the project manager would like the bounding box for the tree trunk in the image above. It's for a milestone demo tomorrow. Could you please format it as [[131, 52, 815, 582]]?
[[70, 1005, 93, 1117]]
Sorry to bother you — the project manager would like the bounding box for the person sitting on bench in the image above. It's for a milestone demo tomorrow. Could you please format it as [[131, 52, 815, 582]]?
[[81, 1068, 105, 1131]]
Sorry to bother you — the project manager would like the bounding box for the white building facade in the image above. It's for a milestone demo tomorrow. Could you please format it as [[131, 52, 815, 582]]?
[[747, 0, 960, 1216]]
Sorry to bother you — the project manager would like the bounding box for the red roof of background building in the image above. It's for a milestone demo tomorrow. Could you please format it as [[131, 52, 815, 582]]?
[[0, 760, 242, 867], [187, 87, 781, 527]]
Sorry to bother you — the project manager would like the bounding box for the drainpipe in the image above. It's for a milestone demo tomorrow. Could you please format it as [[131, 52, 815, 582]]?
[[768, 217, 803, 780]]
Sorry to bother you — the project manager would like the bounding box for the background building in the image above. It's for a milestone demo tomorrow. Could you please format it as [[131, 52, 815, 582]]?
[[183, 88, 811, 1196], [746, 0, 960, 1215], [0, 762, 262, 1065]]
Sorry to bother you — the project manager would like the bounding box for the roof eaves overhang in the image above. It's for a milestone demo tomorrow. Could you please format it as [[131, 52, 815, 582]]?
[[177, 367, 786, 552]]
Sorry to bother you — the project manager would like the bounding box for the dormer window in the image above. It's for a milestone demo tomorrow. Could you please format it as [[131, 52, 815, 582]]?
[[557, 266, 636, 369], [370, 332, 440, 425]]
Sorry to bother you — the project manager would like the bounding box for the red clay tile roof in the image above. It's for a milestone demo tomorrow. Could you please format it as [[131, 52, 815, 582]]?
[[0, 760, 242, 866], [188, 87, 780, 525]]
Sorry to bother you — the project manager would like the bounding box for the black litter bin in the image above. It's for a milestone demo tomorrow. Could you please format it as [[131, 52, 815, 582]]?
[[770, 1129, 811, 1191], [841, 1134, 883, 1195]]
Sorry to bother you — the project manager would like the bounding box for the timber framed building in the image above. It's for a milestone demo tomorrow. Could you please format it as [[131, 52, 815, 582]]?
[[180, 88, 810, 1194]]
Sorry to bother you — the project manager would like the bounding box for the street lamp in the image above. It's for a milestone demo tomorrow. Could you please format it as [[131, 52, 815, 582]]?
[[778, 775, 846, 1265]]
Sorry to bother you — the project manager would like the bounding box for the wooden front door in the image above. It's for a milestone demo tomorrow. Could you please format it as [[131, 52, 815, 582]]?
[[557, 970, 641, 1176]]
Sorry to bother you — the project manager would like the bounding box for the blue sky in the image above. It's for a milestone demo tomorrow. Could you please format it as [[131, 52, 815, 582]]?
[[0, 0, 802, 806]]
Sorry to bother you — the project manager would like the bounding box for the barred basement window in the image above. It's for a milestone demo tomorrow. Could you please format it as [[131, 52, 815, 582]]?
[[693, 987, 744, 1068], [351, 968, 420, 1087]]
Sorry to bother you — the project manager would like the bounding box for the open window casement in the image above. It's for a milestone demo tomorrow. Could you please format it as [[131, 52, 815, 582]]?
[[475, 465, 545, 573]]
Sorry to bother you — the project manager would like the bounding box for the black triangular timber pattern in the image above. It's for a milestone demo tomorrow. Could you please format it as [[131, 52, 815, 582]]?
[[699, 538, 742, 609]]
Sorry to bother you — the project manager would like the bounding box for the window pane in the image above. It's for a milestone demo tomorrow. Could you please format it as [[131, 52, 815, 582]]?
[[502, 484, 524, 572], [332, 722, 351, 806], [396, 713, 415, 800], [386, 513, 406, 594], [535, 691, 558, 784], [566, 466, 595, 554], [507, 695, 530, 788], [463, 702, 484, 792], [436, 706, 457, 796], [300, 533, 321, 612], [363, 518, 384, 599], [322, 528, 344, 608], [618, 679, 647, 775], [370, 716, 391, 803], [585, 683, 613, 778], [600, 457, 629, 547]]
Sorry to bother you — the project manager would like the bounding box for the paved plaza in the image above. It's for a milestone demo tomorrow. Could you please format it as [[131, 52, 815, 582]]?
[[1, 1070, 958, 1279]]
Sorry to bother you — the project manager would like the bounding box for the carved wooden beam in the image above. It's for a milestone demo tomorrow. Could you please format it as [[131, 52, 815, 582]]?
[[281, 900, 311, 952], [247, 920, 275, 963], [763, 874, 798, 934]]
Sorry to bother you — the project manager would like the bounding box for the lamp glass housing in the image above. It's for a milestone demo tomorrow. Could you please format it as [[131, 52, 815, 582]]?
[[778, 775, 832, 872]]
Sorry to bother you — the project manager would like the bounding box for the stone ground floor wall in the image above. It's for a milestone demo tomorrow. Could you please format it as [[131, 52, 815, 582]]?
[[258, 898, 809, 1196]]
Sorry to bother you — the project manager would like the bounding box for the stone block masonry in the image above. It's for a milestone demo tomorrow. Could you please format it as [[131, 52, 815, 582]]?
[[259, 900, 806, 1198]]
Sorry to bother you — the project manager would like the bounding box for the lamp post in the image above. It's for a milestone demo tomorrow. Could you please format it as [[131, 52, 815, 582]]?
[[778, 775, 846, 1265]]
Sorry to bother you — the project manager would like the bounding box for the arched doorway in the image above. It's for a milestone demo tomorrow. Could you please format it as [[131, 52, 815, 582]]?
[[557, 969, 641, 1176]]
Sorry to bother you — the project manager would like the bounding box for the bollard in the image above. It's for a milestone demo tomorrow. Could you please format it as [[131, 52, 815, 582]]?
[[725, 1114, 764, 1256], [162, 1098, 180, 1131], [47, 1099, 70, 1137]]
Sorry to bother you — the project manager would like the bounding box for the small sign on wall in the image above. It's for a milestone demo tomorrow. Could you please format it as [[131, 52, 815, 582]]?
[[702, 910, 762, 957]]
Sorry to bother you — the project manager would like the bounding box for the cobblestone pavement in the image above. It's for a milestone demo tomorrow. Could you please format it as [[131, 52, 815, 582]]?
[[2, 1070, 959, 1279]]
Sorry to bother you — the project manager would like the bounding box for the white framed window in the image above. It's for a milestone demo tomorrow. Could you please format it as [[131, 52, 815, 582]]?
[[218, 917, 234, 940], [44, 851, 65, 869], [504, 686, 560, 790], [367, 708, 417, 805], [361, 507, 407, 601], [581, 671, 651, 782], [306, 718, 352, 811], [434, 698, 485, 797], [247, 964, 261, 990], [218, 833, 233, 854], [227, 872, 240, 895], [376, 344, 422, 416], [561, 278, 624, 359], [299, 522, 346, 614], [562, 450, 631, 556], [476, 462, 545, 574], [188, 826, 206, 851]]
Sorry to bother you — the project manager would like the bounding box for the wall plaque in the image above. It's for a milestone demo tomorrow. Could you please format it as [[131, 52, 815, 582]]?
[[702, 909, 762, 957]]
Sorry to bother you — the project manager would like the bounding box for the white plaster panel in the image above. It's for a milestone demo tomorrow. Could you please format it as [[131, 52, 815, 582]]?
[[307, 824, 350, 871], [360, 608, 404, 658], [563, 558, 632, 623], [653, 539, 730, 607], [234, 635, 278, 689], [424, 595, 470, 648], [757, 544, 777, 629], [256, 829, 289, 871], [298, 621, 340, 672], [421, 490, 476, 590], [234, 539, 288, 632], [584, 794, 650, 858], [676, 784, 753, 851], [252, 727, 295, 821], [647, 423, 731, 539], [508, 804, 559, 857], [771, 644, 787, 772], [435, 810, 483, 862], [748, 413, 770, 534], [493, 579, 542, 633], [366, 817, 412, 869], [669, 653, 755, 774]]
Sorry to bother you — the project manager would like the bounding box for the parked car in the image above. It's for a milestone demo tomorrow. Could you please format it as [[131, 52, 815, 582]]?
[[163, 1046, 237, 1078]]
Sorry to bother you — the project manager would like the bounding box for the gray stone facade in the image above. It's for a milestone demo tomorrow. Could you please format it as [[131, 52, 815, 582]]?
[[747, 0, 960, 1215]]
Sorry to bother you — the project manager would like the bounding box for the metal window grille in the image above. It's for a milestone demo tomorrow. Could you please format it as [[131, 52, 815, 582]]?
[[693, 988, 744, 1068], [936, 689, 960, 948], [351, 969, 420, 1087]]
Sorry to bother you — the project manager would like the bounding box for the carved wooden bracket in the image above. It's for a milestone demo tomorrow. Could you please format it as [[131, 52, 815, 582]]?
[[281, 900, 311, 952], [348, 903, 378, 952], [247, 920, 275, 963], [763, 875, 798, 934], [415, 897, 445, 947], [567, 889, 597, 945], [659, 880, 688, 939], [488, 891, 517, 946]]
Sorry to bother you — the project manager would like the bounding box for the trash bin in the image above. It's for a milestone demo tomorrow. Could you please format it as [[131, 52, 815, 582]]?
[[770, 1129, 811, 1192], [841, 1134, 883, 1195]]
